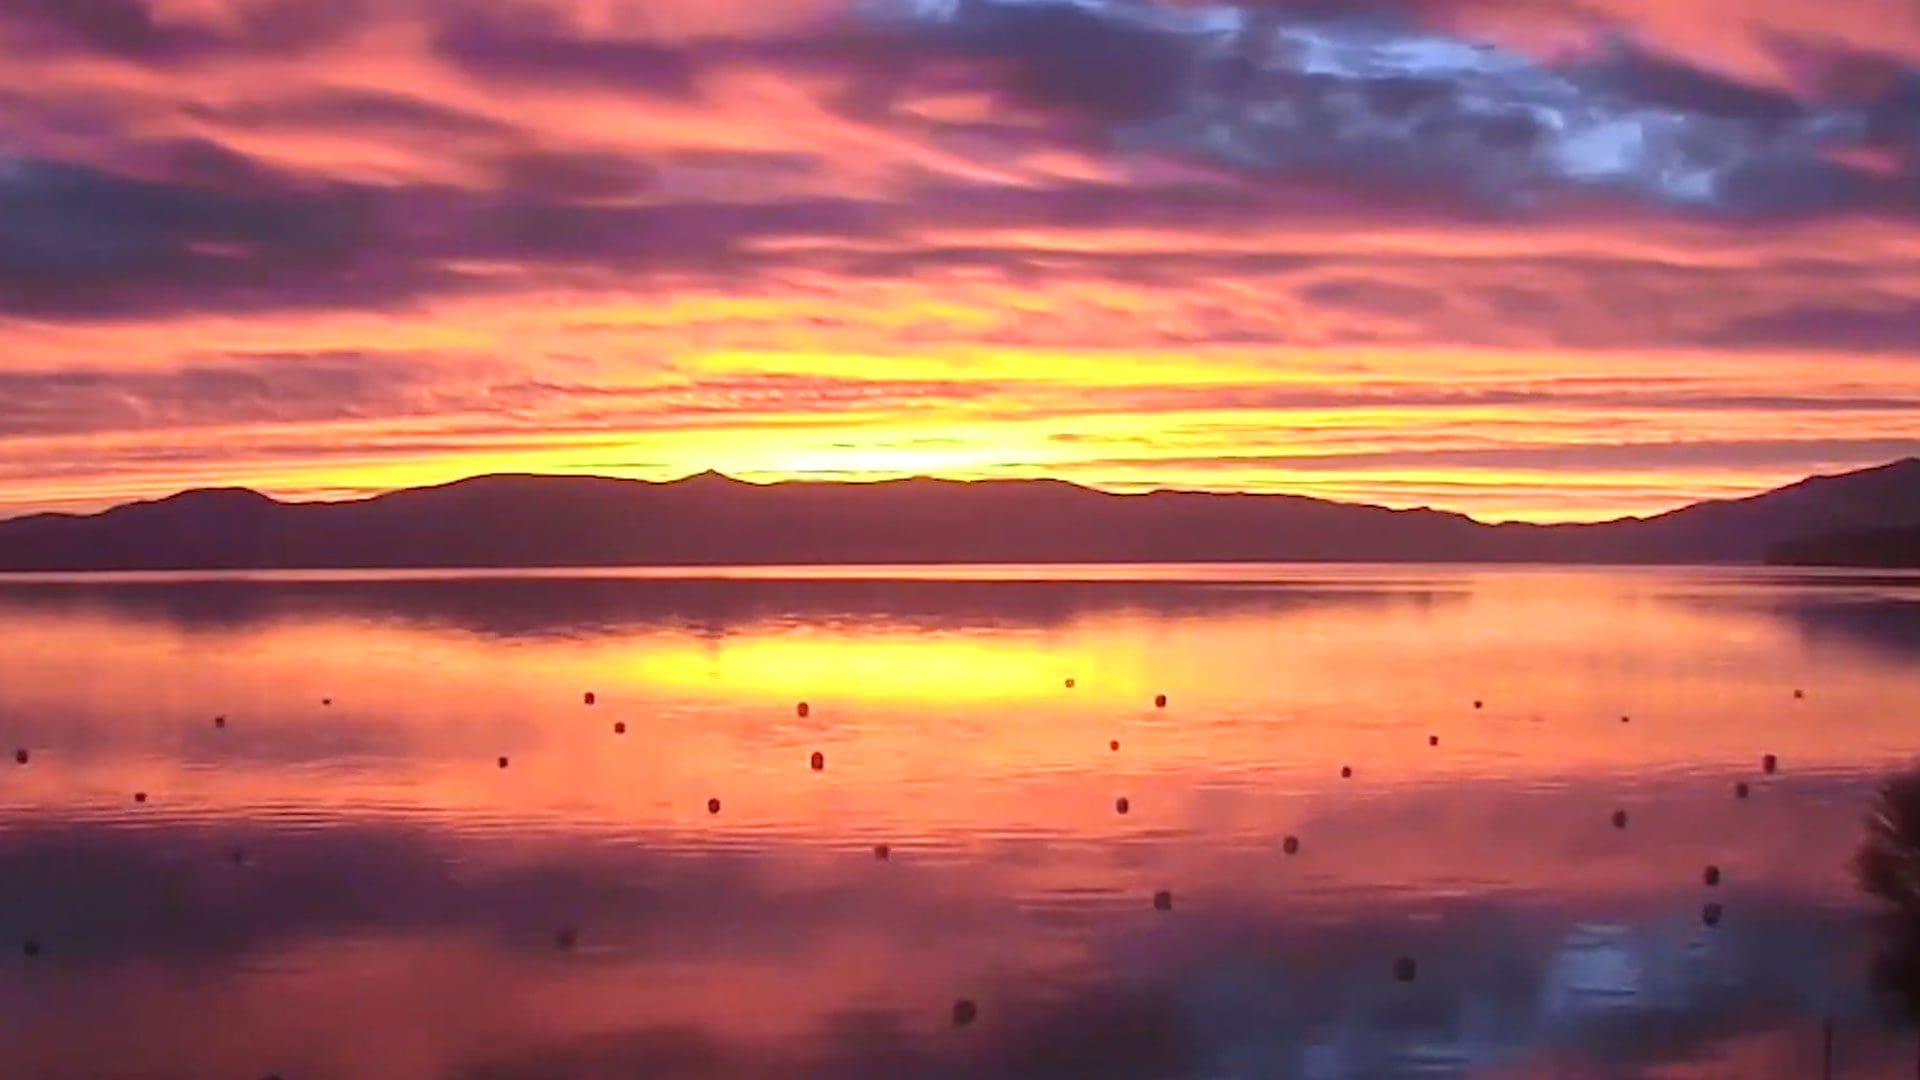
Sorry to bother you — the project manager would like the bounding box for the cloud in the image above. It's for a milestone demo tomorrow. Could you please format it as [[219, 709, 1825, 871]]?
[[0, 0, 367, 62]]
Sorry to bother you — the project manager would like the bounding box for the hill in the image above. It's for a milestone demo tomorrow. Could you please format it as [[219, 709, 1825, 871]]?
[[2, 459, 1918, 571]]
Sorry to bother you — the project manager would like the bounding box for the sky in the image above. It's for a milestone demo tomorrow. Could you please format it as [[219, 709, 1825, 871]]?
[[3, 0, 1919, 522]]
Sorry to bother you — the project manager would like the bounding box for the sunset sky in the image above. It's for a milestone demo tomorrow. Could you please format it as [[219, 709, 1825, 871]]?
[[4, 0, 1920, 522]]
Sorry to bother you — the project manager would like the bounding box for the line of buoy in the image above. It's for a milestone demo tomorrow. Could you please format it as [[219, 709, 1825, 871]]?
[[583, 692, 596, 706], [1763, 754, 1778, 774], [613, 722, 626, 735], [1735, 780, 1750, 799], [1702, 901, 1724, 927]]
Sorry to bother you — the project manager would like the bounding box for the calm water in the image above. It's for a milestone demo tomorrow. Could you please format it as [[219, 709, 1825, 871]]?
[[2, 564, 1919, 1079]]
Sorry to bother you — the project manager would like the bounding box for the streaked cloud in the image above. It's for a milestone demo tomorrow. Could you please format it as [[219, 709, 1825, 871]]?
[[2, 0, 1919, 521]]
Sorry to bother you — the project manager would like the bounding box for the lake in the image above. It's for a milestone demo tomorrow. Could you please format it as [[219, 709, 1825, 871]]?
[[2, 564, 1919, 1078]]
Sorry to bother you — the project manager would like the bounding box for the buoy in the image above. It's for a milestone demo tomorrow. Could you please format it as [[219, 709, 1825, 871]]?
[[952, 999, 978, 1027], [1735, 781, 1750, 799], [134, 791, 147, 804], [810, 751, 825, 771], [1394, 956, 1417, 982], [1620, 715, 1630, 724], [214, 716, 227, 729], [1153, 890, 1172, 912], [497, 756, 509, 769], [13, 748, 26, 765], [229, 847, 246, 866], [1473, 700, 1483, 710], [1611, 809, 1627, 829], [1428, 735, 1439, 747], [555, 926, 578, 950], [322, 698, 332, 707], [1793, 689, 1805, 700], [1065, 678, 1075, 689], [1115, 796, 1130, 815], [22, 938, 40, 958], [707, 797, 721, 815], [1702, 901, 1724, 927], [1154, 694, 1167, 709], [1341, 766, 1352, 779], [874, 844, 891, 861], [584, 692, 596, 706], [796, 702, 810, 718], [1110, 739, 1120, 752], [613, 722, 626, 735], [1282, 836, 1300, 856], [1762, 754, 1778, 774], [1704, 865, 1721, 887]]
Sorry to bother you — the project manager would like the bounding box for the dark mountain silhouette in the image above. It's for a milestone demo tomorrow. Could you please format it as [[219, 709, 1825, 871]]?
[[1769, 526, 1920, 568], [2, 459, 1918, 571]]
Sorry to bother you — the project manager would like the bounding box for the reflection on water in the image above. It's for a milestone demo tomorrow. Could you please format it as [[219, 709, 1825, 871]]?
[[0, 565, 1918, 1078]]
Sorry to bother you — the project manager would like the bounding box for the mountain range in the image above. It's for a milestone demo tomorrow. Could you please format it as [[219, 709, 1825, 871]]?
[[2, 459, 1918, 572]]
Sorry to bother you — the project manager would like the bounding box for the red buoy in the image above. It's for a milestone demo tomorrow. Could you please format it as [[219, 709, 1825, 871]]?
[[1154, 694, 1168, 709], [810, 751, 825, 771], [796, 702, 810, 718], [1153, 890, 1172, 912]]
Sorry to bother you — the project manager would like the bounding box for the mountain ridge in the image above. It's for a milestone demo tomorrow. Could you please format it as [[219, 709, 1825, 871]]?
[[3, 459, 1918, 571]]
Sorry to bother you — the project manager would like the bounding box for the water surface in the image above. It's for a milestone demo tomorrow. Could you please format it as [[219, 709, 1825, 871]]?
[[2, 564, 1919, 1078]]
